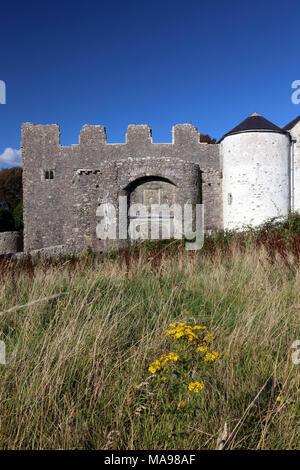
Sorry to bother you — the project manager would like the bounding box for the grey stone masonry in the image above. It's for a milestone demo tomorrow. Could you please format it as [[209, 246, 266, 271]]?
[[0, 231, 22, 254], [21, 123, 223, 253]]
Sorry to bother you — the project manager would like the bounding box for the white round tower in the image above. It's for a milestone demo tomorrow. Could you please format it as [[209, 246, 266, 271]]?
[[220, 112, 290, 231]]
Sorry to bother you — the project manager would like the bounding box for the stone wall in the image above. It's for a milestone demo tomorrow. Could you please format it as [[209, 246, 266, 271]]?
[[21, 123, 222, 252], [0, 231, 22, 254]]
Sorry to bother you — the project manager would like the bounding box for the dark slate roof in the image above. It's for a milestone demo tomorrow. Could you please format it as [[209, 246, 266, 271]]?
[[282, 115, 300, 131], [219, 112, 287, 142]]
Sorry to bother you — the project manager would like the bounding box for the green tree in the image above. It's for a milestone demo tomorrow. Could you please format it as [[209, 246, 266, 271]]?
[[200, 134, 216, 144], [0, 167, 23, 212], [0, 167, 23, 233], [13, 202, 23, 233]]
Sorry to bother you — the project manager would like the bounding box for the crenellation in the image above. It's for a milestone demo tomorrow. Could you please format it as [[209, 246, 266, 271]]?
[[126, 125, 153, 144], [19, 112, 300, 255], [79, 125, 107, 146], [172, 124, 200, 145]]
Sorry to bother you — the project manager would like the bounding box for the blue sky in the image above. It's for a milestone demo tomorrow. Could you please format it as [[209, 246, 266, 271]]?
[[0, 0, 300, 168]]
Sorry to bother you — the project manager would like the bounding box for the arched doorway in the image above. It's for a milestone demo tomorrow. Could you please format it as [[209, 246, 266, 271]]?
[[127, 176, 177, 240]]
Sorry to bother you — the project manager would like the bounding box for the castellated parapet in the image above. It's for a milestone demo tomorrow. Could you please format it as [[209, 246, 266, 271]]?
[[21, 123, 222, 253], [21, 112, 300, 254]]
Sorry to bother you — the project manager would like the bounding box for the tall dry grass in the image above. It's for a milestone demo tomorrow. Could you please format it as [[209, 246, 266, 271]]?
[[0, 231, 299, 449]]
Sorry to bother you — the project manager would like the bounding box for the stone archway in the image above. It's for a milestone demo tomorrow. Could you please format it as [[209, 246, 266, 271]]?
[[127, 176, 177, 240]]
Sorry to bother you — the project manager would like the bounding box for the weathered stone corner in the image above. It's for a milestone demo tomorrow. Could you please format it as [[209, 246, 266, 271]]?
[[21, 123, 61, 147]]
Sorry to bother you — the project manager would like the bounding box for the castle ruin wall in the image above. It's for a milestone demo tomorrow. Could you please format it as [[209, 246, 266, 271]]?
[[21, 123, 222, 252]]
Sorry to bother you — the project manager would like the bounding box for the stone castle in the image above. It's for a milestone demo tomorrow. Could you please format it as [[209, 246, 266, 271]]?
[[19, 112, 300, 254]]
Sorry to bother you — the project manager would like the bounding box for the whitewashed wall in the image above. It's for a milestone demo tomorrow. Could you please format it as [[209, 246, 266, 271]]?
[[221, 131, 290, 230], [287, 121, 300, 214]]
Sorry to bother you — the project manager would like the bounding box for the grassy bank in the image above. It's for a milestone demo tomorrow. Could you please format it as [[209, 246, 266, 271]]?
[[0, 226, 299, 449]]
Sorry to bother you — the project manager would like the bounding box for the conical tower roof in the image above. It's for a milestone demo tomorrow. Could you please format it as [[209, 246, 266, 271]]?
[[219, 112, 287, 142]]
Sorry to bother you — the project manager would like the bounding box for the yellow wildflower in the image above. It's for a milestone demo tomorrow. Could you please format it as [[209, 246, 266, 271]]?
[[177, 401, 186, 409], [197, 345, 208, 352], [188, 382, 204, 392], [204, 334, 214, 342], [148, 359, 161, 373], [173, 332, 184, 338], [168, 352, 179, 361], [203, 351, 220, 362], [148, 352, 179, 374]]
